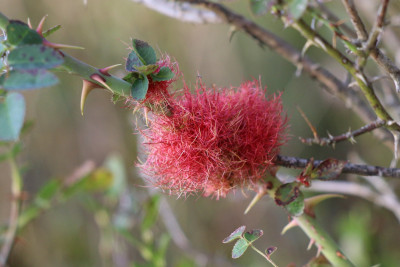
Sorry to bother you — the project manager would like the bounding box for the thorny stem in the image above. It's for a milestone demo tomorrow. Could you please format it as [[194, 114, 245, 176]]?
[[363, 0, 390, 53], [176, 0, 394, 148], [294, 215, 353, 267], [339, 0, 400, 93], [300, 119, 386, 146], [0, 158, 22, 267], [314, 2, 356, 39], [264, 176, 354, 267], [275, 155, 400, 178], [59, 53, 131, 97], [341, 0, 368, 41], [291, 19, 400, 132]]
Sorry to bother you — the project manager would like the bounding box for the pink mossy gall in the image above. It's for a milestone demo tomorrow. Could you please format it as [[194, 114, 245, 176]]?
[[139, 79, 288, 199]]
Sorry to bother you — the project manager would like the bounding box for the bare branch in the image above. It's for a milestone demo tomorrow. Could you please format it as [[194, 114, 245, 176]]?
[[300, 119, 386, 146], [173, 0, 393, 145], [134, 0, 395, 146], [370, 49, 400, 92], [275, 155, 400, 178], [341, 0, 368, 41], [321, 1, 400, 95], [291, 19, 400, 133], [364, 0, 390, 53], [130, 0, 222, 24]]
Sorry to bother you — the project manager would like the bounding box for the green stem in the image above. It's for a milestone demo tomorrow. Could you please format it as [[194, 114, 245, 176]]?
[[60, 53, 131, 96], [0, 157, 22, 266], [294, 215, 353, 267], [291, 19, 400, 132], [248, 242, 278, 267], [265, 176, 354, 267]]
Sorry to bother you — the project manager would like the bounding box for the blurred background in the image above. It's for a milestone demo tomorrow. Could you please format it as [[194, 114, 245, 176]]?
[[1, 0, 400, 266]]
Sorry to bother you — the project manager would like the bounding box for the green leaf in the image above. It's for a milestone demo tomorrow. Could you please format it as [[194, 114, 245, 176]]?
[[250, 0, 270, 16], [312, 158, 346, 180], [126, 51, 143, 72], [18, 179, 62, 228], [243, 229, 263, 243], [42, 24, 61, 38], [232, 238, 249, 259], [135, 64, 158, 75], [223, 226, 246, 243], [151, 67, 174, 81], [153, 233, 170, 263], [104, 154, 127, 198], [297, 159, 314, 186], [0, 92, 25, 141], [123, 72, 139, 83], [112, 94, 121, 104], [0, 143, 22, 163], [285, 190, 304, 216], [6, 20, 43, 45], [36, 179, 61, 203], [83, 168, 113, 192], [0, 69, 58, 90], [0, 42, 7, 56], [132, 39, 157, 65], [287, 0, 309, 21], [141, 195, 161, 231], [8, 44, 64, 70], [274, 183, 304, 216], [130, 74, 149, 100]]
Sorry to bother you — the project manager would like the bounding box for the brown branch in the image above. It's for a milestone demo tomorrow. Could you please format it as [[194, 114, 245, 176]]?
[[300, 119, 386, 146], [291, 19, 400, 130], [341, 0, 368, 41], [275, 155, 400, 178], [177, 0, 393, 146], [364, 0, 390, 54], [341, 0, 400, 92], [370, 48, 400, 94]]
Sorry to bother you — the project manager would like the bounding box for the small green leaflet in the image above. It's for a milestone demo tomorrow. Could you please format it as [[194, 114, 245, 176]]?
[[6, 20, 43, 45], [287, 0, 309, 21], [223, 226, 246, 243], [243, 229, 263, 243], [42, 25, 61, 38], [250, 0, 269, 16], [312, 158, 346, 180], [232, 238, 249, 259], [275, 183, 305, 216], [130, 74, 149, 100], [8, 44, 64, 70], [151, 67, 174, 81], [0, 92, 25, 141], [132, 39, 157, 65], [125, 51, 143, 72], [0, 69, 59, 90], [135, 64, 158, 75]]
